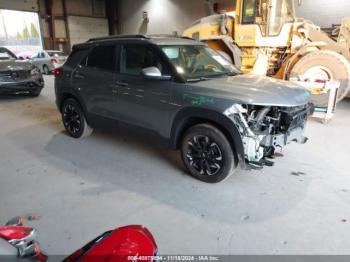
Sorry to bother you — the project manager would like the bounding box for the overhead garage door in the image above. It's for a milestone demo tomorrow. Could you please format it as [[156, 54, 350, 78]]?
[[68, 16, 109, 47]]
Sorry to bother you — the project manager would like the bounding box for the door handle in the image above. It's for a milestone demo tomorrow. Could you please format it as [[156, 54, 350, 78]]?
[[115, 81, 128, 87], [73, 72, 85, 79]]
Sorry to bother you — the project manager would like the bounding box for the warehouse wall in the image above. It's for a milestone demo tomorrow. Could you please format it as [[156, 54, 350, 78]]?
[[38, 0, 109, 50], [117, 0, 234, 35], [68, 16, 108, 46], [295, 0, 350, 28], [118, 0, 350, 35]]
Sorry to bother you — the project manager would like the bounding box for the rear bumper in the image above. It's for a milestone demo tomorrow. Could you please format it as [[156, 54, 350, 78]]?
[[0, 78, 44, 94]]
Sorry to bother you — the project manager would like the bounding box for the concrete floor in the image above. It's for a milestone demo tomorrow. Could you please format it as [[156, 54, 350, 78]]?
[[1, 76, 350, 255]]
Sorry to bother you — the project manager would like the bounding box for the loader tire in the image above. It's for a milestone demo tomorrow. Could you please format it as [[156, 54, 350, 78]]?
[[290, 50, 350, 107]]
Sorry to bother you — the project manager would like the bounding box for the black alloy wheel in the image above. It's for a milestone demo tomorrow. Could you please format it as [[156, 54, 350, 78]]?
[[62, 98, 93, 138], [186, 135, 223, 176], [181, 124, 236, 183]]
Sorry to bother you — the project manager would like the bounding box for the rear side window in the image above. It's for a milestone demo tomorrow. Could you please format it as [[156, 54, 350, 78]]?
[[65, 48, 89, 68], [86, 45, 115, 71]]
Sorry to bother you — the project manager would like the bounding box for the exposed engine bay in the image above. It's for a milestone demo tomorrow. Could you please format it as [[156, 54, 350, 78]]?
[[226, 104, 314, 168]]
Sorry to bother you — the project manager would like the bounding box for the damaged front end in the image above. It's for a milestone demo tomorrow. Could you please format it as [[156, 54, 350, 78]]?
[[225, 103, 314, 168]]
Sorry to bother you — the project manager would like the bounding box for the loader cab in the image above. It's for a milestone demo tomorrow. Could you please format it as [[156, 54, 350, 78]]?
[[236, 0, 295, 46], [240, 0, 295, 36]]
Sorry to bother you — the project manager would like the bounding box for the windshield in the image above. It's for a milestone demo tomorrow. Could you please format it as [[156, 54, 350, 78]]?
[[0, 49, 16, 61], [268, 0, 295, 35], [161, 45, 234, 80]]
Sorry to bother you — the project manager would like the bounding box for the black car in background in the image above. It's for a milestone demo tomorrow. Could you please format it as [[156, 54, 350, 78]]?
[[0, 47, 44, 96]]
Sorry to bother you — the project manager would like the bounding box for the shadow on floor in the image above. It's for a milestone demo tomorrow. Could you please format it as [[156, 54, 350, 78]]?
[[6, 120, 313, 226]]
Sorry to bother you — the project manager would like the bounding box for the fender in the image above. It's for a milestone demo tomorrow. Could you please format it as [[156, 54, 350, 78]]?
[[170, 107, 245, 164], [56, 91, 95, 127]]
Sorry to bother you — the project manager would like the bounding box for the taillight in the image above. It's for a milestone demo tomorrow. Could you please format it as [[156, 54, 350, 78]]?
[[0, 226, 33, 241], [53, 68, 62, 77], [74, 225, 158, 262], [51, 58, 58, 64]]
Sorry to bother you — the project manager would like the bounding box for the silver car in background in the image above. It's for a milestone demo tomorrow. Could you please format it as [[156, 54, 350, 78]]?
[[30, 50, 67, 75]]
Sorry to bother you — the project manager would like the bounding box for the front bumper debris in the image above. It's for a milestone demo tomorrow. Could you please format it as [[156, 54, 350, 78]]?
[[0, 78, 44, 94], [226, 103, 312, 169]]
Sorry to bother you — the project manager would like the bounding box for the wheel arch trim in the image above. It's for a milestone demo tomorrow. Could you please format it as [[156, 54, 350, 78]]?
[[170, 107, 245, 164], [57, 92, 92, 124]]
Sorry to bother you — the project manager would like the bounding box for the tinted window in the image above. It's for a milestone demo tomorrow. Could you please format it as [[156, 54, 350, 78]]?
[[120, 45, 167, 76], [65, 48, 89, 68], [87, 45, 115, 71]]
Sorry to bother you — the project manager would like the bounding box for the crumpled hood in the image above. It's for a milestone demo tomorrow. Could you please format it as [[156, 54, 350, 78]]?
[[0, 60, 33, 72], [188, 75, 311, 107]]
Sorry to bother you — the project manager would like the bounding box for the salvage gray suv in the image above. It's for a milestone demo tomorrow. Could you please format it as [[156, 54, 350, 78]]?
[[55, 35, 313, 183]]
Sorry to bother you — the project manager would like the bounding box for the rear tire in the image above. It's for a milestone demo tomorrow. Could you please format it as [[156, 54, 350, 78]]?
[[181, 124, 236, 183], [61, 98, 93, 138], [290, 50, 350, 106]]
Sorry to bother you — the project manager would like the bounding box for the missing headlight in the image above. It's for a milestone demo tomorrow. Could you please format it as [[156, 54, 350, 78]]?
[[30, 67, 40, 76]]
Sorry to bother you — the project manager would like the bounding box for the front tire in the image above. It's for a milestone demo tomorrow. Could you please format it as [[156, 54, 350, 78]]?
[[61, 98, 93, 138], [181, 124, 236, 183], [290, 50, 350, 106]]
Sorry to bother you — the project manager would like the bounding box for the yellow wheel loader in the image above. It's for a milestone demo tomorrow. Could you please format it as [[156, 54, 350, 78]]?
[[183, 0, 350, 106]]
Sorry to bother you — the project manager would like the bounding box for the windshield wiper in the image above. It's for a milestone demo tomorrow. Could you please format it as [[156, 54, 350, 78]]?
[[187, 76, 212, 82]]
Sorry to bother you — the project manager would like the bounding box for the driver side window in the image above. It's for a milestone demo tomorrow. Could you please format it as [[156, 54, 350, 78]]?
[[119, 45, 168, 76]]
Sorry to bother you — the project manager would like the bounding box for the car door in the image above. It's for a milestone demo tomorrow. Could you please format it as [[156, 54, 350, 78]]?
[[30, 52, 41, 69], [71, 44, 117, 119], [38, 52, 47, 70], [114, 43, 174, 138]]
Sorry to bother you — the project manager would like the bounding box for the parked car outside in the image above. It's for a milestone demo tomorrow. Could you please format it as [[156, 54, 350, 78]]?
[[55, 35, 313, 183], [16, 51, 34, 60], [0, 47, 44, 97], [46, 50, 68, 68], [30, 50, 67, 75]]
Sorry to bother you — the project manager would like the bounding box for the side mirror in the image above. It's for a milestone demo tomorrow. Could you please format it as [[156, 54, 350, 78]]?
[[141, 67, 171, 80]]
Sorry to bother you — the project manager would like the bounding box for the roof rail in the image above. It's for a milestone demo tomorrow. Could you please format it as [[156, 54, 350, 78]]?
[[147, 34, 194, 40], [87, 34, 149, 42]]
